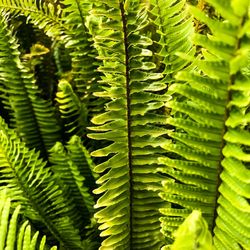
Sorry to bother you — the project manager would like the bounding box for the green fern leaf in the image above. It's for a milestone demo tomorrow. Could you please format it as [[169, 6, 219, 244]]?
[[0, 117, 84, 250], [1, 0, 102, 120], [49, 140, 95, 224], [0, 190, 57, 250], [0, 0, 65, 38], [150, 0, 195, 84], [165, 210, 213, 250], [0, 13, 61, 155], [159, 1, 250, 249], [55, 79, 87, 138], [61, 0, 100, 100], [88, 1, 171, 249], [66, 135, 98, 190]]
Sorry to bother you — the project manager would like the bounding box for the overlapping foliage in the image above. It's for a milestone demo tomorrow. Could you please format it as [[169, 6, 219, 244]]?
[[0, 189, 57, 250], [158, 2, 250, 249], [0, 0, 249, 250]]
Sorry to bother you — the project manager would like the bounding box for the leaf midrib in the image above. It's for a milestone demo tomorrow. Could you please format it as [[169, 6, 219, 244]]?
[[120, 2, 133, 248]]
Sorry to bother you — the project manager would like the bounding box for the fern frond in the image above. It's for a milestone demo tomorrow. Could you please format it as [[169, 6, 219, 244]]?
[[88, 1, 170, 249], [0, 0, 65, 38], [53, 41, 72, 77], [159, 1, 250, 248], [163, 210, 213, 250], [150, 0, 195, 84], [1, 0, 101, 116], [49, 140, 95, 224], [66, 135, 97, 191], [0, 189, 57, 250], [55, 79, 87, 138], [0, 13, 61, 155], [0, 12, 40, 146], [212, 4, 250, 247], [61, 0, 99, 99], [0, 117, 84, 250]]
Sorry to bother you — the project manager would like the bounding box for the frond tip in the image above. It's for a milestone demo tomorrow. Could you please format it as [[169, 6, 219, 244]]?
[[56, 79, 87, 138], [49, 138, 95, 227], [162, 210, 213, 250]]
